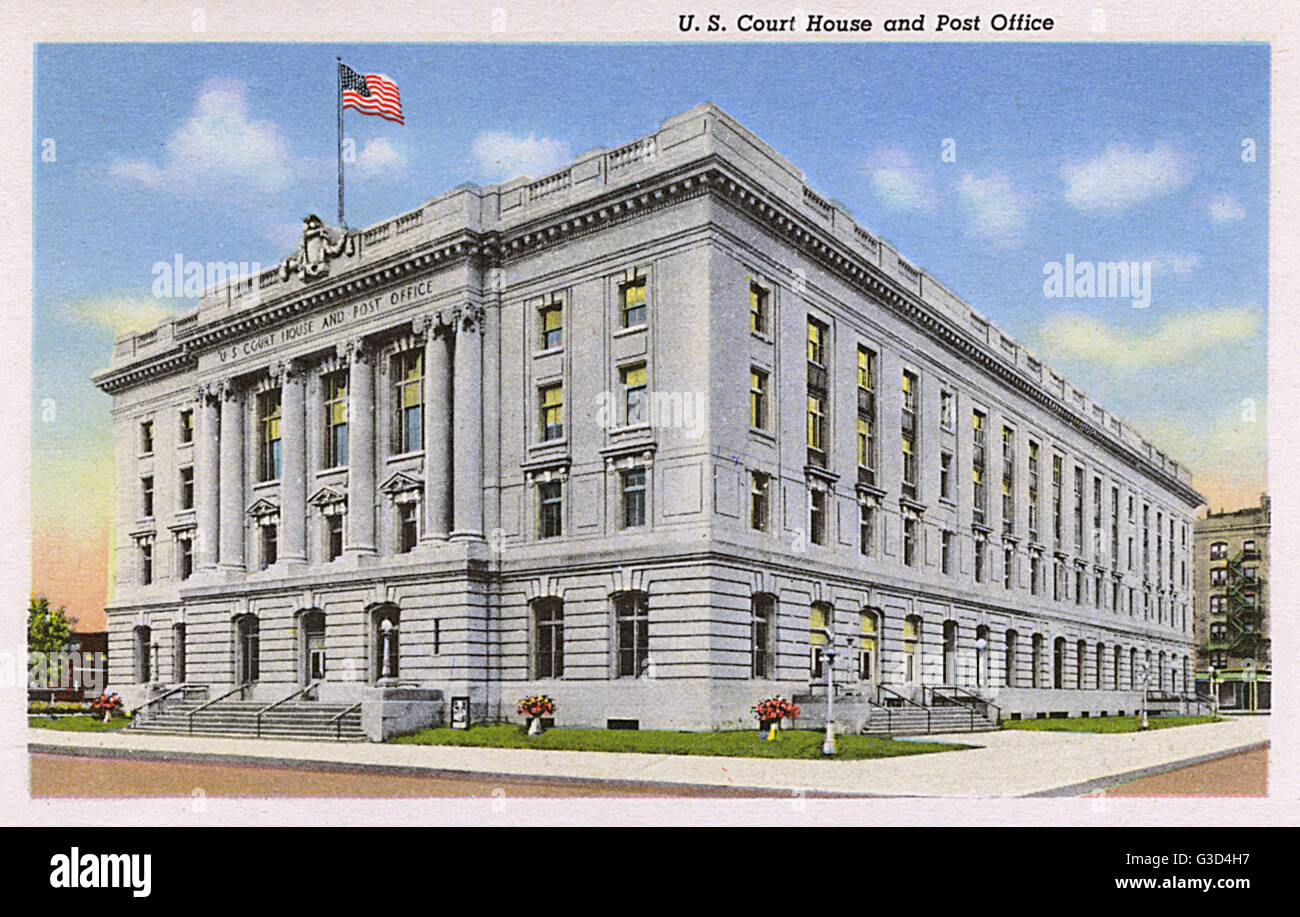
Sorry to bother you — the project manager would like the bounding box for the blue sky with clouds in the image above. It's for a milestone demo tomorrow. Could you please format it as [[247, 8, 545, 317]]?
[[32, 41, 1268, 613]]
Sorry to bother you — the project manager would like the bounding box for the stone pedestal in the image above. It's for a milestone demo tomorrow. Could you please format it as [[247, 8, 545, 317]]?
[[361, 686, 444, 742]]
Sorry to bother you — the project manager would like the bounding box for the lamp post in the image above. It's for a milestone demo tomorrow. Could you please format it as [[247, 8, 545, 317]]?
[[379, 618, 399, 683], [1135, 663, 1149, 729], [974, 636, 988, 688], [1207, 664, 1218, 716], [822, 646, 838, 756]]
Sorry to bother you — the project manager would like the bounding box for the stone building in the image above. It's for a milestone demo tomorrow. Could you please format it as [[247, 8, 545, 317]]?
[[1194, 495, 1270, 712], [94, 103, 1203, 733]]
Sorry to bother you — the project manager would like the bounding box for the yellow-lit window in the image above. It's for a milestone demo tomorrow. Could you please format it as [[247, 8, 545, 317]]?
[[621, 364, 647, 425], [540, 303, 563, 349], [325, 371, 348, 468], [260, 390, 282, 481], [750, 369, 768, 429], [809, 605, 829, 647], [749, 282, 769, 334], [857, 416, 873, 468], [807, 395, 825, 450], [807, 319, 824, 364], [395, 351, 423, 453], [857, 348, 874, 391], [540, 383, 564, 441], [621, 278, 647, 327]]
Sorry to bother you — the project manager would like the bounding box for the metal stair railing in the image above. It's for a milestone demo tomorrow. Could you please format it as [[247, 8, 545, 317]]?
[[937, 684, 1002, 728], [256, 682, 321, 738], [187, 683, 251, 735], [876, 683, 930, 733], [923, 686, 974, 731], [329, 702, 363, 740], [130, 683, 193, 726]]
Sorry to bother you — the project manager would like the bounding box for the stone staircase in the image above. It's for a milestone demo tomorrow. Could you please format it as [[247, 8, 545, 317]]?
[[796, 685, 1000, 736], [133, 698, 365, 741], [861, 702, 997, 736]]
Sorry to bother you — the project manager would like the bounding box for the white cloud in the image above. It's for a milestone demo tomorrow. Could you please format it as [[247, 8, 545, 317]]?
[[1149, 252, 1200, 276], [864, 148, 938, 211], [1037, 305, 1263, 369], [353, 137, 408, 180], [1207, 193, 1246, 223], [469, 130, 571, 181], [262, 222, 304, 252], [1060, 144, 1193, 213], [59, 294, 189, 336], [107, 78, 293, 194], [957, 169, 1029, 249]]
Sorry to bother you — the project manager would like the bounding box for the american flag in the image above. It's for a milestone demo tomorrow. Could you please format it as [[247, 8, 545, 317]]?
[[340, 63, 404, 125]]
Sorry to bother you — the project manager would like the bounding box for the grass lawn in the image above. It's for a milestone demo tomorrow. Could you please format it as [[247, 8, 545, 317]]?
[[28, 715, 134, 732], [1001, 715, 1222, 734], [392, 724, 971, 760]]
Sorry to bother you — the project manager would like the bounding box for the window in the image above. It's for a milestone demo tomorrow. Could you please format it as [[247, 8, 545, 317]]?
[[810, 603, 831, 679], [1244, 566, 1258, 581], [259, 389, 283, 480], [533, 598, 564, 678], [1209, 596, 1226, 614], [1005, 630, 1018, 687], [1001, 427, 1015, 535], [903, 517, 917, 567], [807, 393, 826, 452], [140, 420, 154, 454], [807, 317, 826, 364], [177, 533, 193, 580], [621, 364, 647, 426], [1076, 567, 1085, 605], [859, 610, 878, 681], [749, 282, 769, 335], [750, 369, 769, 429], [1073, 466, 1084, 551], [398, 502, 418, 553], [621, 277, 647, 328], [1209, 541, 1227, 560], [141, 476, 154, 518], [752, 594, 775, 678], [179, 466, 194, 510], [393, 351, 423, 454], [1077, 640, 1087, 690], [972, 411, 987, 524], [324, 371, 348, 468], [974, 538, 985, 583], [902, 371, 918, 500], [1051, 454, 1063, 545], [326, 513, 344, 561], [538, 480, 563, 539], [1030, 554, 1040, 595], [615, 592, 650, 678], [809, 488, 827, 546], [1095, 573, 1103, 609], [941, 530, 953, 575], [260, 522, 277, 570], [1028, 441, 1040, 540], [1031, 633, 1043, 688], [856, 347, 876, 485], [940, 389, 954, 430], [139, 539, 153, 585], [539, 383, 564, 441], [539, 302, 563, 350], [179, 409, 194, 445], [859, 503, 875, 556], [1004, 546, 1014, 590], [1210, 567, 1226, 586], [940, 451, 953, 501], [173, 623, 187, 683], [750, 472, 770, 532], [133, 625, 152, 683], [1110, 486, 1120, 567], [903, 616, 921, 683], [1243, 539, 1256, 554], [621, 466, 646, 528]]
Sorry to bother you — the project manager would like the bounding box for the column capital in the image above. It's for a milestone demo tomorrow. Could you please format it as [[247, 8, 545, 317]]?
[[336, 338, 373, 365], [195, 381, 222, 403], [454, 304, 486, 334], [413, 312, 455, 339], [270, 357, 308, 384], [219, 378, 243, 402]]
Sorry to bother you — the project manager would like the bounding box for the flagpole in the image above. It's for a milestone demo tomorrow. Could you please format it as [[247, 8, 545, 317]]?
[[336, 56, 345, 228]]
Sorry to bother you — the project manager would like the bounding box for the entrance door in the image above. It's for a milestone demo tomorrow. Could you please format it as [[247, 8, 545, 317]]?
[[301, 611, 326, 684], [942, 621, 957, 684], [235, 616, 259, 685]]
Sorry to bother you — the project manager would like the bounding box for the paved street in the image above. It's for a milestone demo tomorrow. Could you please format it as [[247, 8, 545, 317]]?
[[1100, 745, 1267, 797], [28, 716, 1269, 797]]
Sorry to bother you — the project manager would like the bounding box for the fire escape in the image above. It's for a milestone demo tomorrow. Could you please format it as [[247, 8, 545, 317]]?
[[1214, 547, 1267, 664]]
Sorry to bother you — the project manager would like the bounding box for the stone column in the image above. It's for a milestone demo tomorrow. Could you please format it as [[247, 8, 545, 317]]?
[[195, 384, 220, 570], [345, 340, 376, 555], [278, 360, 307, 564], [451, 305, 485, 541], [417, 314, 454, 540], [218, 380, 245, 571]]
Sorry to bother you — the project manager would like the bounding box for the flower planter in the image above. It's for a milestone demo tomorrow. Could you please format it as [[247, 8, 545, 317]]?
[[760, 718, 781, 740]]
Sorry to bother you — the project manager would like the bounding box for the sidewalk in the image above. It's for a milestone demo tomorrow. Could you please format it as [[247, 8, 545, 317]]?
[[28, 717, 1269, 797]]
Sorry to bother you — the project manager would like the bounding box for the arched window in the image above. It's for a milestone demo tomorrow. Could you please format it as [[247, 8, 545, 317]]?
[[942, 620, 958, 685], [172, 622, 186, 684], [975, 624, 990, 687], [1076, 640, 1086, 689], [903, 615, 922, 684], [299, 609, 326, 684], [234, 615, 259, 685], [752, 594, 776, 679], [533, 597, 564, 679], [614, 591, 650, 678], [1053, 637, 1066, 689], [1130, 647, 1138, 689], [1031, 633, 1044, 688], [1113, 645, 1121, 690], [1095, 642, 1105, 691], [809, 602, 832, 681], [133, 625, 152, 684], [1004, 629, 1018, 687], [370, 605, 400, 682], [859, 609, 879, 681]]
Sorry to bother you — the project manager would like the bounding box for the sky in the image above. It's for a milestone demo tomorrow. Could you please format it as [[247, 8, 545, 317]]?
[[32, 42, 1269, 630]]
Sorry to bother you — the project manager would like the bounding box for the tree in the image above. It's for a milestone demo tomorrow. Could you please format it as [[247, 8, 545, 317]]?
[[28, 594, 76, 655]]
